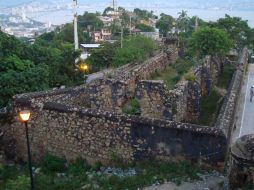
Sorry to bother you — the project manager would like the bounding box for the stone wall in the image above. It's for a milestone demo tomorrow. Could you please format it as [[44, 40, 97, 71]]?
[[195, 66, 212, 96], [215, 48, 248, 137], [186, 81, 201, 123], [229, 135, 254, 189], [11, 98, 226, 165], [135, 80, 172, 120], [85, 52, 173, 115], [169, 81, 188, 122]]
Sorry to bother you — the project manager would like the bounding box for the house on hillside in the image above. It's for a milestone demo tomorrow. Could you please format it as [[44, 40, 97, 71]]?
[[91, 29, 112, 43], [140, 29, 161, 41]]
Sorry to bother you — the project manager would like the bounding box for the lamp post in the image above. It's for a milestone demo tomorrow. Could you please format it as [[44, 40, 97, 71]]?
[[19, 110, 34, 190]]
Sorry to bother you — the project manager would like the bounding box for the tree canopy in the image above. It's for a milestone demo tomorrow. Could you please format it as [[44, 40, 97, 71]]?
[[188, 27, 232, 58], [215, 14, 252, 50], [156, 13, 175, 37], [0, 31, 83, 108]]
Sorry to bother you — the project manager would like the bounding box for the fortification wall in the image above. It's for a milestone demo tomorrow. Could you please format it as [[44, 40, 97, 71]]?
[[135, 80, 172, 120], [11, 98, 226, 165], [215, 48, 248, 137]]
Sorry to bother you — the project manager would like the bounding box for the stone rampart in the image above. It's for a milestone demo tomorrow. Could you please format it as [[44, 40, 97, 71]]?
[[215, 48, 248, 137], [135, 80, 172, 120], [11, 98, 226, 165]]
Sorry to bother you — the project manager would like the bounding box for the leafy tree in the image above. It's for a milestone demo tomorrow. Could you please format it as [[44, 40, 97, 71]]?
[[156, 13, 175, 37], [86, 42, 119, 69], [215, 14, 251, 50], [0, 64, 49, 107], [177, 10, 189, 33], [78, 12, 104, 32], [188, 27, 232, 58], [134, 8, 154, 20], [112, 35, 159, 67], [0, 30, 84, 108], [136, 24, 155, 32], [102, 7, 114, 16]]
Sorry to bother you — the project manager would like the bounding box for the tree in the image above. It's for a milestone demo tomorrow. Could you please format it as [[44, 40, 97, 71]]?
[[156, 13, 175, 37], [78, 12, 104, 31], [188, 27, 232, 58], [86, 42, 119, 68], [215, 14, 251, 50], [134, 8, 154, 20], [177, 10, 189, 33], [103, 7, 114, 16], [136, 24, 155, 32]]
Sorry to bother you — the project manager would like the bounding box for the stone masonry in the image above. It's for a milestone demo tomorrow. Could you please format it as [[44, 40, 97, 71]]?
[[5, 46, 248, 167]]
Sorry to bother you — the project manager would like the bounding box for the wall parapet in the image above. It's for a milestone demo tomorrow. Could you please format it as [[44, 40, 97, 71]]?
[[215, 48, 248, 138]]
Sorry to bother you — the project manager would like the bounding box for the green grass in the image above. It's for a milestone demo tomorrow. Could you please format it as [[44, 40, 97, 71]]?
[[199, 89, 223, 126], [122, 99, 141, 115], [217, 63, 236, 89], [0, 154, 204, 190], [151, 67, 179, 89], [150, 58, 196, 89]]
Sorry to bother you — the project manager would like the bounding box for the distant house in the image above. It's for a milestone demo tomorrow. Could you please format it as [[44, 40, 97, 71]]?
[[91, 29, 112, 43], [80, 43, 101, 60], [106, 10, 121, 20], [130, 28, 141, 35], [92, 31, 102, 42], [140, 30, 161, 41]]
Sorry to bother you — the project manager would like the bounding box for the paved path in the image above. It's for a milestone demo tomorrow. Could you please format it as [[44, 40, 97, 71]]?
[[233, 64, 254, 142]]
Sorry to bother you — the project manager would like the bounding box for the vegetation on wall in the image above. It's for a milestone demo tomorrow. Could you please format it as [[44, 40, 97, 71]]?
[[151, 58, 196, 89], [87, 35, 159, 69], [122, 99, 140, 115]]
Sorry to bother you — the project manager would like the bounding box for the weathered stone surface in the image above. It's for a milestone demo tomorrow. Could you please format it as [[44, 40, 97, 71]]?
[[215, 48, 248, 137], [6, 47, 248, 169], [9, 100, 226, 165], [229, 134, 254, 189], [135, 80, 172, 120]]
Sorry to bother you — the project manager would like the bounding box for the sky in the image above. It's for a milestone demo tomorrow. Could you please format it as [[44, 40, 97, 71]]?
[[1, 0, 254, 10], [1, 0, 254, 27]]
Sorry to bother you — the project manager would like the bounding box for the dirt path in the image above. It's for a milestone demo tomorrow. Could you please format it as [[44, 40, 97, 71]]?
[[143, 172, 227, 190]]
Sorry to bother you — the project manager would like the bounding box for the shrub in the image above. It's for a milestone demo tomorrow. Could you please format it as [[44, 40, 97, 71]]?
[[42, 153, 66, 173], [184, 72, 196, 81], [122, 99, 140, 115], [5, 175, 30, 190], [112, 35, 159, 67], [67, 157, 90, 175]]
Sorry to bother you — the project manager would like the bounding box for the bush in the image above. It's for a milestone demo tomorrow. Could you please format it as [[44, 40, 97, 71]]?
[[122, 99, 140, 115], [112, 36, 159, 67], [184, 72, 196, 81], [5, 175, 30, 190], [67, 157, 90, 175], [42, 153, 66, 173], [199, 89, 223, 126]]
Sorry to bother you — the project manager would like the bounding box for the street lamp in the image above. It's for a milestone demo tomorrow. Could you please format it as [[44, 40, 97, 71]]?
[[19, 110, 34, 190], [79, 63, 89, 72]]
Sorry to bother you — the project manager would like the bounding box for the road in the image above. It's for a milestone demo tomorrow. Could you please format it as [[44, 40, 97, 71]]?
[[233, 64, 254, 142]]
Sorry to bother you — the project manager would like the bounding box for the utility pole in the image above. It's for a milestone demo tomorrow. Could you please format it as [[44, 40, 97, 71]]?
[[129, 15, 132, 35], [121, 25, 123, 48], [73, 0, 79, 51], [112, 0, 115, 11], [195, 16, 199, 31]]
